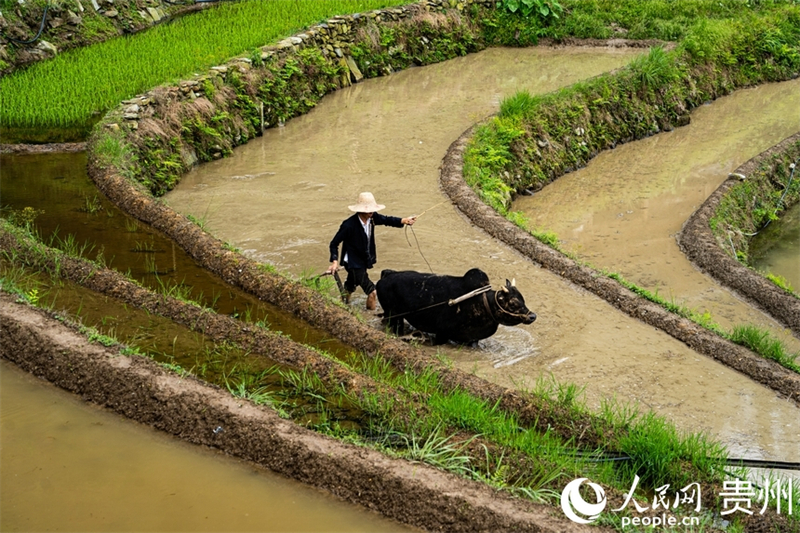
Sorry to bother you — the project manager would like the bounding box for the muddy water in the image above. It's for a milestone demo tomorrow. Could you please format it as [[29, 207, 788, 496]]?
[[0, 360, 413, 533], [0, 151, 352, 358], [751, 202, 800, 291], [514, 79, 800, 346], [165, 47, 800, 463]]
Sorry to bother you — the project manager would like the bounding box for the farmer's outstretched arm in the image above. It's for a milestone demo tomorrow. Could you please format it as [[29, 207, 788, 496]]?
[[374, 213, 415, 228]]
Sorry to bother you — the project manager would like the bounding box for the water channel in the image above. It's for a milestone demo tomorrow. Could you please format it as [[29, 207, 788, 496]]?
[[164, 46, 800, 463]]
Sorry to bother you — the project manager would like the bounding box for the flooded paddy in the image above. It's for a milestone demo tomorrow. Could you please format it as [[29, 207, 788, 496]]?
[[0, 151, 352, 358], [163, 47, 800, 463], [513, 79, 800, 342], [0, 359, 413, 533]]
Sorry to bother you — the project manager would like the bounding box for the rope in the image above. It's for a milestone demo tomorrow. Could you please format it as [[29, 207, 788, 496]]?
[[490, 289, 534, 320], [403, 200, 448, 274], [405, 224, 433, 273], [414, 200, 448, 219], [382, 285, 492, 320], [558, 449, 800, 470]]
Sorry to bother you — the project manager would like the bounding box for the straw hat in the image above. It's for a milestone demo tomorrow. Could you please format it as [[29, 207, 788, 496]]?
[[348, 192, 385, 213]]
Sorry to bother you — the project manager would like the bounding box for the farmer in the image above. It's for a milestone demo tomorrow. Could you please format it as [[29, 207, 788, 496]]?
[[327, 192, 416, 310]]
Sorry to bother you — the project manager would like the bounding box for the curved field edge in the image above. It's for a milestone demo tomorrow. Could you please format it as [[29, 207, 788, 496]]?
[[0, 292, 586, 533], [678, 134, 800, 327], [1, 2, 797, 528]]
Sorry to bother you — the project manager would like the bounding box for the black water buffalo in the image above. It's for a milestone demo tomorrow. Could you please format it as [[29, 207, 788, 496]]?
[[376, 268, 536, 345]]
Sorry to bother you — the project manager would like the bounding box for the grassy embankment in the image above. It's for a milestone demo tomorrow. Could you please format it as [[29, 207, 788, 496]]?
[[0, 0, 407, 141], [464, 0, 800, 371]]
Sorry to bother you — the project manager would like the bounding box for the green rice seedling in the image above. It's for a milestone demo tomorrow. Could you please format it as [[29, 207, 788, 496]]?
[[124, 218, 140, 233], [472, 444, 562, 504], [729, 324, 800, 372], [278, 367, 328, 401], [400, 425, 475, 477], [185, 214, 208, 231], [48, 230, 95, 259], [506, 210, 529, 230], [765, 272, 796, 295], [143, 254, 157, 274], [131, 240, 159, 253], [160, 361, 191, 378], [429, 388, 505, 434], [78, 323, 121, 348], [0, 256, 43, 302], [256, 263, 277, 274], [79, 194, 103, 214], [627, 46, 680, 91], [0, 0, 408, 133], [597, 395, 640, 430], [299, 268, 338, 296], [499, 91, 537, 118], [616, 410, 727, 489], [397, 364, 441, 396], [224, 376, 277, 407], [92, 131, 137, 179], [530, 228, 560, 249], [222, 241, 241, 253], [473, 444, 510, 489], [349, 352, 397, 384], [529, 374, 586, 411]]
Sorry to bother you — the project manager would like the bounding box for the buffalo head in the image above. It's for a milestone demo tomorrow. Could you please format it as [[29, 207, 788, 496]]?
[[493, 278, 536, 326]]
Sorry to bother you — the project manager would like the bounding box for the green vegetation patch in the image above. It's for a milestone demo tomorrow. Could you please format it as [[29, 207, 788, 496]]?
[[0, 0, 406, 138]]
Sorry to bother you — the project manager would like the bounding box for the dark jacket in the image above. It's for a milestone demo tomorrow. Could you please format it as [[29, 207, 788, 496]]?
[[329, 212, 403, 269]]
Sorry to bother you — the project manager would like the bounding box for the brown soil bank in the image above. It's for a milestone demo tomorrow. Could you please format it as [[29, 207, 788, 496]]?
[[679, 132, 800, 336], [0, 142, 86, 153], [440, 126, 800, 405], [0, 292, 599, 533]]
